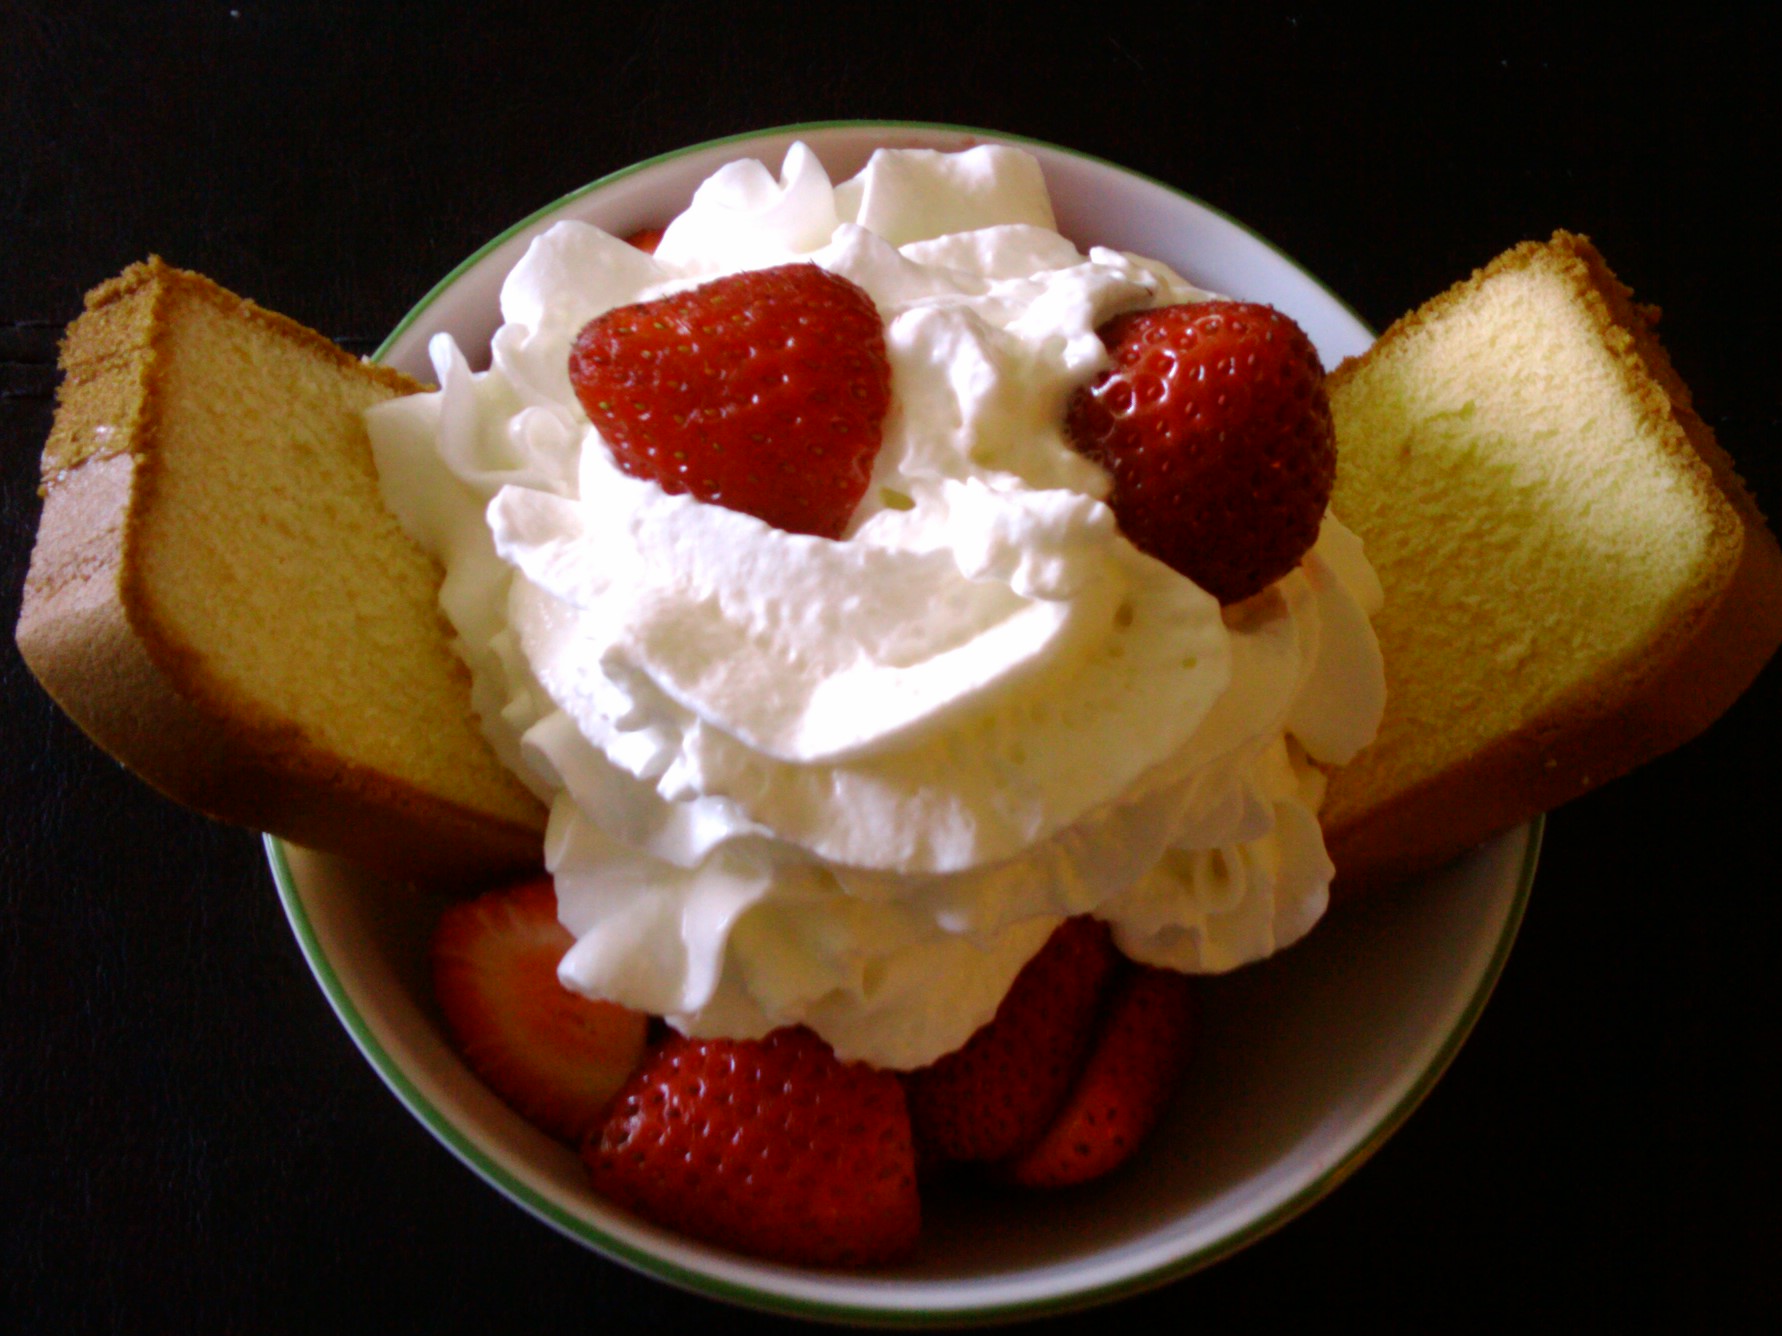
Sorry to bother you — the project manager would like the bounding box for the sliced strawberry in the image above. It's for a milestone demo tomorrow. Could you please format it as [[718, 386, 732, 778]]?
[[585, 1027, 920, 1267], [567, 262, 891, 540], [903, 917, 1118, 1164], [999, 963, 1195, 1188], [623, 226, 665, 255], [1066, 300, 1335, 604], [432, 876, 648, 1145]]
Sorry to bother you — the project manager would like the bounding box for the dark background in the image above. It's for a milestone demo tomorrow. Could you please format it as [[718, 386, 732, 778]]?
[[3, 3, 1777, 1330]]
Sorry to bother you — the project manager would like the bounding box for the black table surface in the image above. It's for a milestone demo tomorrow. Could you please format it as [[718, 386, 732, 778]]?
[[3, 5, 1777, 1331]]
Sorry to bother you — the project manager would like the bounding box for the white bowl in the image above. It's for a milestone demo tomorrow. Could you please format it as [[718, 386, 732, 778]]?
[[268, 121, 1537, 1326]]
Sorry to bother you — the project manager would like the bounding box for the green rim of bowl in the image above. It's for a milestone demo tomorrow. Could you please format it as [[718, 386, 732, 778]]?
[[269, 118, 1541, 1326]]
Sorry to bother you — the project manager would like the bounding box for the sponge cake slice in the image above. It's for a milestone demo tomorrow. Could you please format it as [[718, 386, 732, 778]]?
[[16, 259, 546, 881], [1322, 232, 1782, 890]]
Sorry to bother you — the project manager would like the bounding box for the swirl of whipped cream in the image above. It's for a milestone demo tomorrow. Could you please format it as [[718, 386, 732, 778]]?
[[367, 143, 1386, 1069]]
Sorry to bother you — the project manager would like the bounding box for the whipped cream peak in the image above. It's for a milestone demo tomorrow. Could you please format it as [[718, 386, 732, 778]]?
[[367, 142, 1386, 1068], [651, 142, 1060, 275]]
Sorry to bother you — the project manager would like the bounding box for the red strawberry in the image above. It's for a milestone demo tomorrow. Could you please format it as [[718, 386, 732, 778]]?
[[904, 917, 1118, 1164], [624, 226, 665, 255], [999, 963, 1195, 1188], [1066, 300, 1336, 604], [584, 1028, 920, 1267], [567, 263, 891, 540], [432, 876, 649, 1145]]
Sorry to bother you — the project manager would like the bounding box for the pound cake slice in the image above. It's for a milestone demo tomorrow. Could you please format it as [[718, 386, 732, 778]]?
[[16, 259, 546, 880], [1322, 232, 1782, 890]]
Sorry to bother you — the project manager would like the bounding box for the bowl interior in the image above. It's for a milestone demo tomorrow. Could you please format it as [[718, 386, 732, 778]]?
[[271, 122, 1537, 1325]]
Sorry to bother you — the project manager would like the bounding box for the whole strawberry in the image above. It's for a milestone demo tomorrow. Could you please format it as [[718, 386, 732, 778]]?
[[584, 1027, 920, 1268], [568, 263, 891, 540], [1066, 300, 1335, 604], [999, 963, 1195, 1188], [904, 917, 1117, 1164]]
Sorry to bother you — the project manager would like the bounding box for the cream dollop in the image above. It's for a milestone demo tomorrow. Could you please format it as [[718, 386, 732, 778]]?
[[367, 143, 1385, 1069]]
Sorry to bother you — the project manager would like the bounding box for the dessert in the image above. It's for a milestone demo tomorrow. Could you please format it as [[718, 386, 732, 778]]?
[[1321, 232, 1782, 890], [357, 142, 1378, 1264], [364, 142, 1386, 1074], [15, 259, 545, 881], [17, 141, 1782, 1282]]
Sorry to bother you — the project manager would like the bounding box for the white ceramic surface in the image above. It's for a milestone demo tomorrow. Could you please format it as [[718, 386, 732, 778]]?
[[269, 121, 1538, 1326]]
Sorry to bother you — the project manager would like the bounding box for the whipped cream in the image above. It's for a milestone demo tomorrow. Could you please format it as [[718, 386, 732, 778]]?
[[367, 143, 1386, 1069]]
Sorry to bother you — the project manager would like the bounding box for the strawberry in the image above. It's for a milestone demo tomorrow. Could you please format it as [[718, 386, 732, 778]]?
[[623, 226, 665, 255], [432, 876, 648, 1145], [999, 963, 1195, 1188], [567, 263, 891, 540], [584, 1028, 920, 1267], [1066, 300, 1336, 604], [904, 917, 1118, 1164]]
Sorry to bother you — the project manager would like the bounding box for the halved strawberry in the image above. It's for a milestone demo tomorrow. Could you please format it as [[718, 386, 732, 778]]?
[[1066, 300, 1335, 604], [568, 262, 891, 540], [999, 963, 1195, 1188], [432, 876, 648, 1145], [903, 917, 1118, 1164], [585, 1027, 920, 1267]]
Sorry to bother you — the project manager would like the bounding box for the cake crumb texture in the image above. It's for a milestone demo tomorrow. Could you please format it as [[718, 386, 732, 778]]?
[[1322, 232, 1782, 888]]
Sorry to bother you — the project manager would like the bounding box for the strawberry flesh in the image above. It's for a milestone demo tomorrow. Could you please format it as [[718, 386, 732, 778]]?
[[585, 1027, 920, 1267], [568, 262, 891, 540], [1066, 300, 1336, 604], [432, 876, 648, 1146]]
